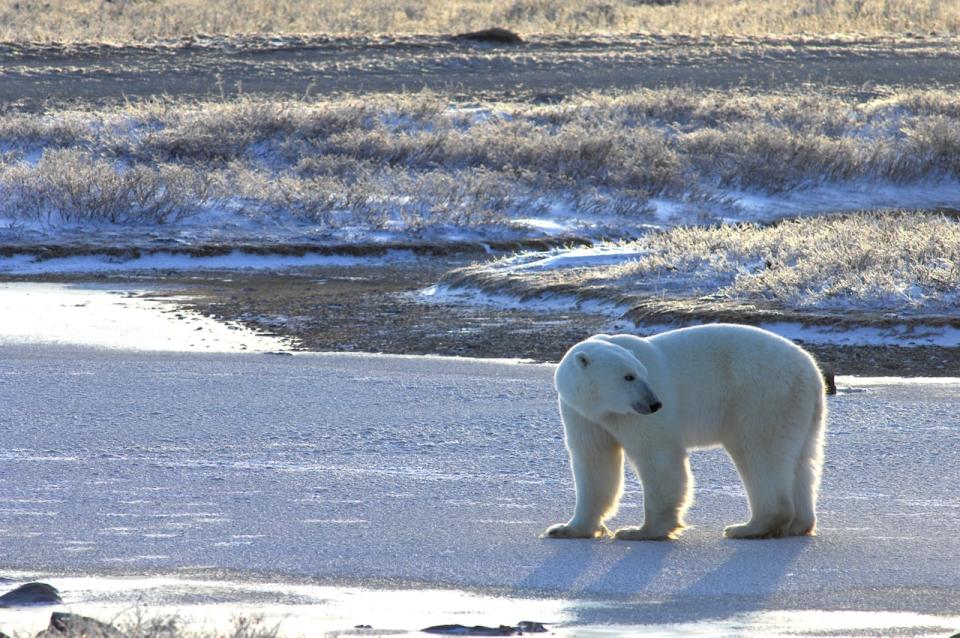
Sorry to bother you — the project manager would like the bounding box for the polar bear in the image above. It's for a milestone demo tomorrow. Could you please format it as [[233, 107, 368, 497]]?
[[545, 324, 826, 541]]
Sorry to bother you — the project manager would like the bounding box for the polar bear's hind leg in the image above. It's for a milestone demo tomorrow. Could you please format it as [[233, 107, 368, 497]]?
[[788, 395, 826, 536], [724, 441, 798, 539]]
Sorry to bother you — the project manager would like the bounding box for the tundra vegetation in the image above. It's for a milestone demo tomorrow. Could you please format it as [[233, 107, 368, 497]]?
[[4, 88, 960, 319], [441, 212, 960, 320], [2, 87, 960, 230], [0, 0, 957, 41]]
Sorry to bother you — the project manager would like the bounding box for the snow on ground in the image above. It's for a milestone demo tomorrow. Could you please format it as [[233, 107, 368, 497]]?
[[1, 345, 959, 637], [718, 180, 960, 224], [3, 179, 960, 252], [499, 243, 632, 269], [0, 250, 415, 276], [500, 244, 649, 272]]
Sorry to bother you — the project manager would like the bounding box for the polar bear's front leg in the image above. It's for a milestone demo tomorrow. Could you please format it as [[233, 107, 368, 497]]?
[[544, 402, 624, 539], [614, 446, 691, 541]]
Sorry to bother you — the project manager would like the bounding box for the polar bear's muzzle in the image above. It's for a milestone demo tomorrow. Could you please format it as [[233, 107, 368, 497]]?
[[632, 400, 662, 415], [632, 385, 663, 415]]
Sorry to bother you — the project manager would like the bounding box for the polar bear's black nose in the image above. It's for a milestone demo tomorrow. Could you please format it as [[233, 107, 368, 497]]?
[[649, 401, 662, 413]]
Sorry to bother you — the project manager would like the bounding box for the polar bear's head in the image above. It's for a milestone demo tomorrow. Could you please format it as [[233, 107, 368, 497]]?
[[555, 337, 662, 420]]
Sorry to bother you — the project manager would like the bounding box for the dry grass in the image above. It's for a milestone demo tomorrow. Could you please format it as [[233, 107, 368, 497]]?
[[0, 0, 958, 42], [3, 88, 960, 229], [442, 212, 960, 319]]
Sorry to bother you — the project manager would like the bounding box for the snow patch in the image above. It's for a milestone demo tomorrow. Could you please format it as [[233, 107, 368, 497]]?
[[1, 179, 958, 254], [726, 180, 960, 221], [0, 250, 415, 275], [503, 244, 648, 272]]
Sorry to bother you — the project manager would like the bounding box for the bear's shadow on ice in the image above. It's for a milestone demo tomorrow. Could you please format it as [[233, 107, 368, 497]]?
[[523, 536, 811, 626], [516, 540, 603, 592], [516, 538, 674, 594], [665, 537, 812, 622], [581, 541, 675, 594]]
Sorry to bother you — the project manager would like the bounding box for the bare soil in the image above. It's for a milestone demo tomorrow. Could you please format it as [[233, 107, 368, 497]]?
[[134, 261, 613, 361], [4, 34, 960, 111]]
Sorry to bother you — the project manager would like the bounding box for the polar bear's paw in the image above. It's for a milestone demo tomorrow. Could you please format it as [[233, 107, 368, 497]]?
[[543, 522, 609, 539], [723, 519, 789, 539], [613, 525, 679, 541]]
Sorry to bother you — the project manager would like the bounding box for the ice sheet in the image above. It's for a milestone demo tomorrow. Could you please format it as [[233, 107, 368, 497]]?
[[0, 347, 958, 636], [0, 282, 289, 352]]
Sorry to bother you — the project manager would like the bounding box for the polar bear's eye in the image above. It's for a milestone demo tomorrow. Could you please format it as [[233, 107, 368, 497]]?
[[624, 374, 636, 382]]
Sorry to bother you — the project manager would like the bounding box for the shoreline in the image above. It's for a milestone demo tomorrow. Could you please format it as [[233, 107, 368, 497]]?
[[3, 266, 958, 377]]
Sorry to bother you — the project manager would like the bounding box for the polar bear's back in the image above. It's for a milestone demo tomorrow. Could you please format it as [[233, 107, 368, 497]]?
[[609, 324, 824, 446], [652, 323, 822, 392], [653, 324, 815, 366]]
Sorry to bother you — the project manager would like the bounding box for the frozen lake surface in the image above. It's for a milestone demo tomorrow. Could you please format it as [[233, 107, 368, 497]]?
[[0, 282, 290, 353], [1, 343, 959, 636]]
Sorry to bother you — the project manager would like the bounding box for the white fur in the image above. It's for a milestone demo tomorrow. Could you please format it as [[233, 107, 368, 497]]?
[[545, 324, 826, 541]]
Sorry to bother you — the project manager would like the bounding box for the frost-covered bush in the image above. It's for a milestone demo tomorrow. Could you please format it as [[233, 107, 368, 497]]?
[[4, 88, 960, 230], [0, 149, 210, 224]]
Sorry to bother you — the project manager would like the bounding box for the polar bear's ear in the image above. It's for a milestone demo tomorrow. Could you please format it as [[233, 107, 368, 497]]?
[[576, 352, 590, 368]]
